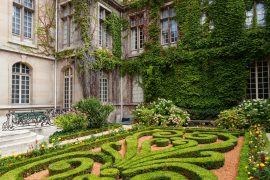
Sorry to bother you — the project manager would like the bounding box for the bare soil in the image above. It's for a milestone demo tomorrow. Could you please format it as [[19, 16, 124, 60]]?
[[24, 170, 49, 180]]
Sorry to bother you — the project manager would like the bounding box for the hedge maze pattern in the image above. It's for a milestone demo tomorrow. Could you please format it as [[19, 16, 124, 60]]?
[[0, 129, 239, 180]]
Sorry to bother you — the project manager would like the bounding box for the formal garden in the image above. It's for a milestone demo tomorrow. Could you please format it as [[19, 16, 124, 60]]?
[[0, 98, 269, 179]]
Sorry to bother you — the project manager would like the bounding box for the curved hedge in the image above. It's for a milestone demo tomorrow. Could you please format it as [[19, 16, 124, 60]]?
[[0, 128, 240, 179]]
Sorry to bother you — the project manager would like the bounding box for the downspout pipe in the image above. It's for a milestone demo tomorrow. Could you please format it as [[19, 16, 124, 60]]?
[[54, 0, 58, 111]]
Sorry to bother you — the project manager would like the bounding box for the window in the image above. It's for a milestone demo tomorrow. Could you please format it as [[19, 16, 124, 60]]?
[[245, 1, 266, 28], [12, 0, 34, 38], [64, 68, 73, 109], [161, 7, 178, 45], [12, 63, 30, 104], [130, 14, 144, 51], [99, 6, 111, 48], [61, 3, 75, 48], [200, 1, 214, 32], [99, 71, 108, 103], [247, 60, 269, 99]]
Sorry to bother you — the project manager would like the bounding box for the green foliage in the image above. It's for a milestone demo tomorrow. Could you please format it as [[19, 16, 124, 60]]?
[[133, 98, 190, 127], [239, 99, 270, 131], [217, 99, 270, 131], [122, 0, 270, 118], [74, 97, 114, 128], [216, 108, 248, 130], [0, 128, 244, 179], [53, 111, 88, 132], [105, 13, 126, 58], [155, 138, 170, 147], [94, 49, 121, 71]]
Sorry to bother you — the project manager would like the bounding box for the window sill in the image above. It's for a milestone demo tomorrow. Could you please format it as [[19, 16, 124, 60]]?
[[161, 43, 177, 48], [9, 37, 37, 49], [128, 49, 144, 58]]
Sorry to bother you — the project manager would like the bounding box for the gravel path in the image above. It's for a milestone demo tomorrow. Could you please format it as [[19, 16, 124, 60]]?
[[212, 136, 244, 180]]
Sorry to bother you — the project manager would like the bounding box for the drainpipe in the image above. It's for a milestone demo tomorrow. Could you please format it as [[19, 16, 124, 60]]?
[[54, 0, 58, 110], [120, 11, 123, 122]]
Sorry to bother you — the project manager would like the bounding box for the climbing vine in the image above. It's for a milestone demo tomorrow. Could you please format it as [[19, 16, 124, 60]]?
[[122, 0, 270, 118]]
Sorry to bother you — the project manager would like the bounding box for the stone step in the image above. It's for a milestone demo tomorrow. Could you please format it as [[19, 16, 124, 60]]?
[[0, 132, 38, 146], [0, 131, 44, 157], [0, 130, 32, 143]]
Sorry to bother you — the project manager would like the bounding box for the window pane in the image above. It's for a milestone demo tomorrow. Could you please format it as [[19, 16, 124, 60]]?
[[200, 13, 207, 25], [257, 3, 265, 26], [161, 9, 169, 19], [64, 68, 72, 109], [24, 0, 33, 8], [131, 28, 137, 50], [162, 20, 169, 44], [245, 10, 253, 28], [63, 19, 68, 47], [12, 6, 21, 35], [139, 27, 144, 49], [24, 10, 33, 38], [171, 19, 178, 43], [169, 8, 176, 17]]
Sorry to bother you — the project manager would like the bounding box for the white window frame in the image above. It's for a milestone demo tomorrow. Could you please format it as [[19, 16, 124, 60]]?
[[160, 6, 178, 45], [64, 67, 73, 110], [61, 2, 74, 49], [11, 62, 31, 104], [130, 14, 144, 53], [98, 2, 112, 49], [99, 71, 108, 103], [12, 0, 34, 39], [247, 60, 270, 99]]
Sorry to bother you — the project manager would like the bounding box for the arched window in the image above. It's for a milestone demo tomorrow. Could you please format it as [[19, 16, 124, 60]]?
[[99, 71, 108, 103], [64, 67, 73, 109], [12, 62, 30, 104]]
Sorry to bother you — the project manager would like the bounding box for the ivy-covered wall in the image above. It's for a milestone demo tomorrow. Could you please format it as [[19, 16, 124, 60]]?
[[123, 0, 270, 118]]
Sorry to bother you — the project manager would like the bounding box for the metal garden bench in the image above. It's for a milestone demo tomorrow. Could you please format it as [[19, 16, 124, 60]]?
[[2, 107, 57, 131]]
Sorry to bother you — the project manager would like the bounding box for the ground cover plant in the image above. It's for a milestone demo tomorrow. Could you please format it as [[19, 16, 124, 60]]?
[[0, 127, 242, 180]]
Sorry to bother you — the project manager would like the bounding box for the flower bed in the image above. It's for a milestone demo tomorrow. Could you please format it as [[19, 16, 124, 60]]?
[[0, 127, 244, 179]]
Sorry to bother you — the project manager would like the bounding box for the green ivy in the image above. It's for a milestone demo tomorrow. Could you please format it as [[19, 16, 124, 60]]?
[[122, 0, 270, 118]]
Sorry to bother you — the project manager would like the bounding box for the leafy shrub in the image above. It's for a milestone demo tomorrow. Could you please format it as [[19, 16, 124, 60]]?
[[216, 109, 248, 130], [74, 97, 114, 128], [53, 111, 88, 132], [239, 99, 270, 131], [217, 99, 270, 131], [133, 98, 190, 127]]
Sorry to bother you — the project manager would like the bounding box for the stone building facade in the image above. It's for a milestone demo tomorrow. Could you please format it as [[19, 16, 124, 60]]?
[[0, 0, 269, 120]]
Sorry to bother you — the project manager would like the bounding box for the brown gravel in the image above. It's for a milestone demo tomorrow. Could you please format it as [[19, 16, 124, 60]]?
[[212, 136, 244, 180], [91, 162, 102, 176], [137, 136, 153, 153], [118, 139, 126, 159], [24, 170, 49, 180], [91, 147, 101, 152]]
